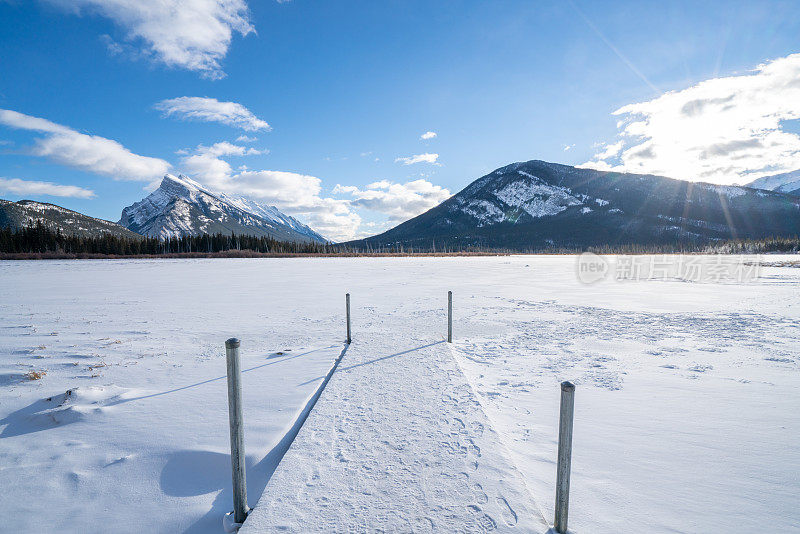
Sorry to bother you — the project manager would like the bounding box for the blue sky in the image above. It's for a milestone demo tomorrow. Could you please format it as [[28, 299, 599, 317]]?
[[1, 0, 799, 240]]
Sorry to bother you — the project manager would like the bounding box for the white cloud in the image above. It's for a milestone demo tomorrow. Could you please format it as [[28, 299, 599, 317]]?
[[395, 153, 439, 165], [583, 53, 800, 185], [307, 211, 362, 242], [181, 152, 235, 184], [0, 109, 170, 181], [45, 0, 253, 79], [420, 131, 437, 140], [593, 140, 624, 160], [155, 97, 271, 131], [0, 177, 96, 199], [225, 171, 361, 241], [351, 220, 394, 239], [235, 135, 258, 143], [179, 142, 263, 183], [197, 141, 264, 157], [562, 143, 575, 151], [333, 179, 451, 221]]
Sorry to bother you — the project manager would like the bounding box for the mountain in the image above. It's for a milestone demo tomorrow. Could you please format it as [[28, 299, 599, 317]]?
[[348, 160, 800, 250], [748, 170, 800, 196], [119, 174, 326, 243], [0, 199, 141, 239]]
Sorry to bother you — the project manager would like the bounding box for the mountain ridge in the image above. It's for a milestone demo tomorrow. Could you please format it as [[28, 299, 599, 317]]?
[[0, 198, 141, 239], [119, 174, 326, 243], [347, 159, 800, 250], [748, 170, 800, 196]]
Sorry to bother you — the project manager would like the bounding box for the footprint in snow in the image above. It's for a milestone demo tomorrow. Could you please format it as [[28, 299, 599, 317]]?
[[496, 496, 518, 526], [467, 504, 497, 531]]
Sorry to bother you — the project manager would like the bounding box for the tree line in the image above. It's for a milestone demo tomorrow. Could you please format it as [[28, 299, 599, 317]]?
[[0, 222, 338, 256], [1, 221, 798, 257]]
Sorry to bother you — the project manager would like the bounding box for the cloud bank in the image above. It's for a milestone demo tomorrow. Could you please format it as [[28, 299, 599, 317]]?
[[333, 179, 451, 222], [583, 53, 800, 185]]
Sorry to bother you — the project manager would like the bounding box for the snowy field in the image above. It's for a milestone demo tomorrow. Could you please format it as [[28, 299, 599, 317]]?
[[1, 256, 799, 533]]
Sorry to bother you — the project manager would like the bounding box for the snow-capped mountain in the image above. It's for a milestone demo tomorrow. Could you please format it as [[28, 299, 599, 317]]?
[[748, 170, 800, 196], [1, 198, 140, 239], [119, 174, 326, 242], [348, 160, 800, 250]]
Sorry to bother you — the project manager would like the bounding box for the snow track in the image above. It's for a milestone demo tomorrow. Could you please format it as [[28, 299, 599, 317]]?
[[241, 332, 550, 533]]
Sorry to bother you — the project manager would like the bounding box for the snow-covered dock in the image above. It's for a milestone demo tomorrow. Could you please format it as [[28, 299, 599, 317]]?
[[241, 333, 550, 533]]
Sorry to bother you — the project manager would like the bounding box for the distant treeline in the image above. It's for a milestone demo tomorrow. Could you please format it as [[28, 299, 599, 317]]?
[[703, 236, 800, 254], [1, 222, 798, 258], [0, 222, 335, 256]]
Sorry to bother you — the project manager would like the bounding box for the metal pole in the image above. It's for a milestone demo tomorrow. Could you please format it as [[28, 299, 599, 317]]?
[[346, 293, 351, 344], [447, 291, 453, 343], [225, 338, 248, 524], [554, 381, 575, 533]]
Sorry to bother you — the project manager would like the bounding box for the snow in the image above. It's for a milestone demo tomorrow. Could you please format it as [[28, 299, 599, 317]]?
[[19, 201, 68, 214], [242, 337, 548, 532], [460, 199, 506, 226], [0, 259, 346, 533], [494, 179, 582, 220], [699, 183, 748, 198], [119, 174, 324, 241], [748, 169, 800, 193], [2, 256, 799, 533], [656, 214, 730, 232], [219, 193, 324, 242]]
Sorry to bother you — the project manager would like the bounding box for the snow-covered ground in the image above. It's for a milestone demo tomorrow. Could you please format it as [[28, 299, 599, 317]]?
[[1, 256, 799, 533], [242, 336, 549, 533]]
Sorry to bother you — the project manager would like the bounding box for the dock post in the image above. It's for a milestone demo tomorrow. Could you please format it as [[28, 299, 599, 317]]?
[[447, 290, 453, 343], [346, 293, 351, 344], [225, 338, 248, 524], [554, 381, 575, 533]]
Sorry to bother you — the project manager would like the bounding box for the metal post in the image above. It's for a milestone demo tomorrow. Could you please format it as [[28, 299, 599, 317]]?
[[225, 338, 248, 524], [447, 291, 453, 343], [554, 381, 575, 533], [346, 293, 351, 344]]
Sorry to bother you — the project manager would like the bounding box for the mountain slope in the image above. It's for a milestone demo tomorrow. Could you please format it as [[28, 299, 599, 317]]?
[[348, 160, 800, 250], [748, 170, 800, 196], [0, 199, 141, 239], [119, 174, 326, 242]]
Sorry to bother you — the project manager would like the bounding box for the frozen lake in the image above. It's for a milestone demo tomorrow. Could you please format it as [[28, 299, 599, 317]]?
[[1, 256, 798, 533]]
